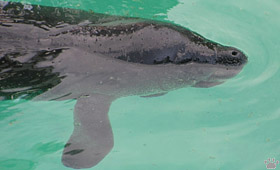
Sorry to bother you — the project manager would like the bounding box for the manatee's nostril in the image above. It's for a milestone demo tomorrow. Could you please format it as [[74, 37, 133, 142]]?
[[232, 51, 238, 56]]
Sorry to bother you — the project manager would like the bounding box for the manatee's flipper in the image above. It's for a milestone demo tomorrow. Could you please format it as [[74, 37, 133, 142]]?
[[62, 94, 115, 169]]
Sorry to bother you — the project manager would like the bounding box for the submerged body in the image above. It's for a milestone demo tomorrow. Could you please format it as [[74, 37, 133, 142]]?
[[0, 1, 247, 169]]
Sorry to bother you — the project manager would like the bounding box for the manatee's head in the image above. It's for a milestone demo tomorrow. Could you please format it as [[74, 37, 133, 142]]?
[[172, 42, 248, 87], [173, 44, 248, 88], [169, 41, 247, 67], [150, 35, 248, 88]]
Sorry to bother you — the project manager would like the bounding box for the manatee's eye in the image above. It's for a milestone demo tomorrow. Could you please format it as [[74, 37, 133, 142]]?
[[231, 51, 238, 56]]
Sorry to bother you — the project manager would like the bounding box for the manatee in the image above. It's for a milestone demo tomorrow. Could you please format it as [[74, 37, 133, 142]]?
[[0, 1, 247, 169]]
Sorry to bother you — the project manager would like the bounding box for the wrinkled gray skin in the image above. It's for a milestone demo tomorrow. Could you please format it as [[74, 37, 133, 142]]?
[[0, 1, 247, 169]]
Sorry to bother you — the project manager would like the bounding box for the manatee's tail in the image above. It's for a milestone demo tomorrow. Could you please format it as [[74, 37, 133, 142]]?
[[62, 94, 115, 169]]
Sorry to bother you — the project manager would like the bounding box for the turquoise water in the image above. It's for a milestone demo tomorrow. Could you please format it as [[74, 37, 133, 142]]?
[[1, 0, 280, 169]]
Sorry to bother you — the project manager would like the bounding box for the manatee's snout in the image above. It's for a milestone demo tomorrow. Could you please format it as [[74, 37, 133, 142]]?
[[216, 47, 247, 66]]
